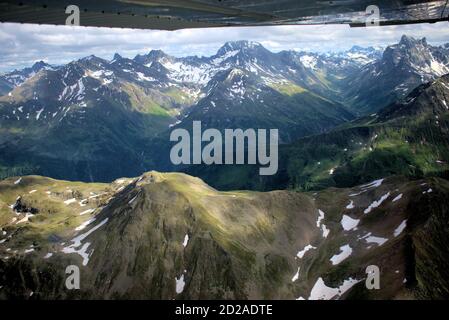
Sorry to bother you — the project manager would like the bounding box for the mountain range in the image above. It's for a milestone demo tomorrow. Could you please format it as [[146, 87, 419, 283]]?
[[1, 36, 448, 184], [1, 35, 449, 300], [344, 35, 449, 115], [188, 72, 449, 191]]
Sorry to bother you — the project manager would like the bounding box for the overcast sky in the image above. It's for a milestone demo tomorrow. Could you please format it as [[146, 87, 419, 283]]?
[[0, 21, 448, 72]]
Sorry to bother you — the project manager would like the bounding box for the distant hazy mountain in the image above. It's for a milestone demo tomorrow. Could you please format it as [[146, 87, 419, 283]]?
[[344, 35, 449, 115], [0, 61, 54, 96], [0, 36, 448, 183], [0, 53, 197, 181], [0, 40, 360, 181]]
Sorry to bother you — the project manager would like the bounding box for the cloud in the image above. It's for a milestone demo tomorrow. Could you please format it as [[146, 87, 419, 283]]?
[[0, 21, 448, 72]]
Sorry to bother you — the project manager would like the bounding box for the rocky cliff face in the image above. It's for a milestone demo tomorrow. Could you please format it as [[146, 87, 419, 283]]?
[[344, 35, 449, 115]]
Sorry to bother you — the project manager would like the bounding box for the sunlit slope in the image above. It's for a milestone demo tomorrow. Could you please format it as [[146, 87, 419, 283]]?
[[1, 172, 448, 299]]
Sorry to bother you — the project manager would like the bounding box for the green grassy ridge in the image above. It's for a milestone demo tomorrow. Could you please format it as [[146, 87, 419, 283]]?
[[1, 171, 449, 299], [279, 118, 449, 191]]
